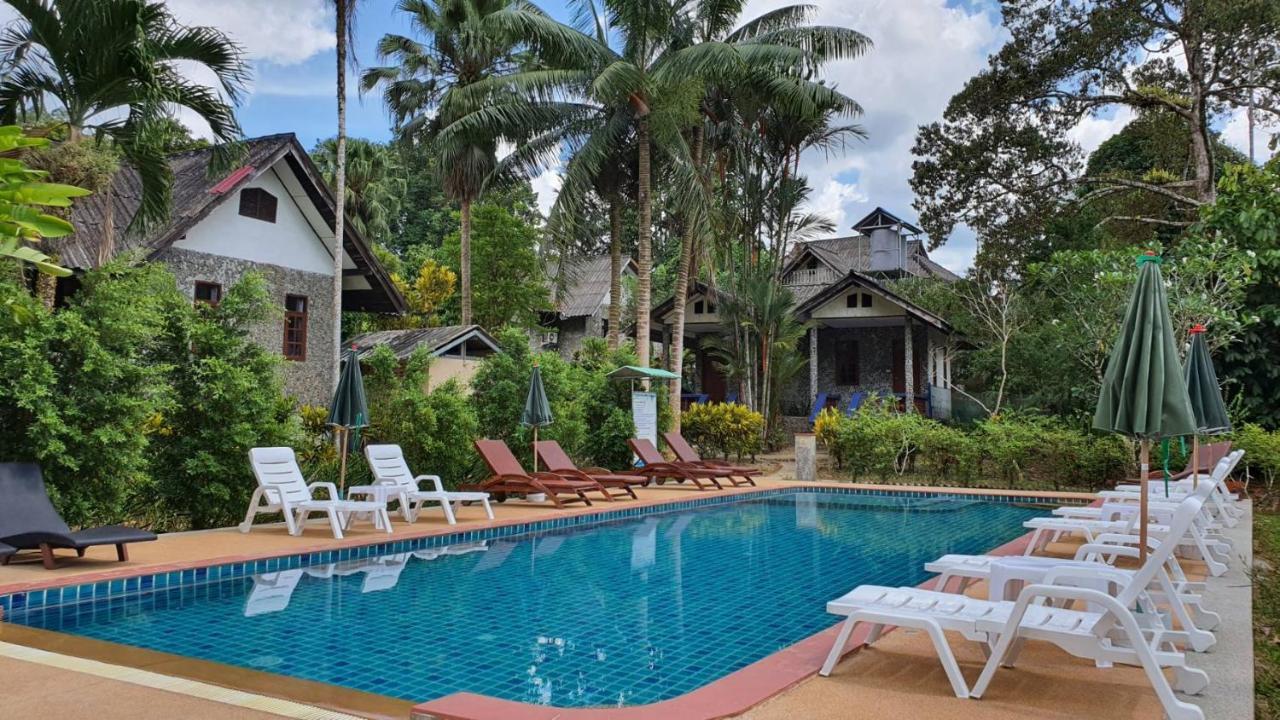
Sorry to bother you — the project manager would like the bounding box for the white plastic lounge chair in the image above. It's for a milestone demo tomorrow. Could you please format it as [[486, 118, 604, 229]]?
[[352, 444, 494, 525], [821, 493, 1211, 720], [1059, 451, 1243, 528], [925, 480, 1222, 651], [242, 447, 392, 539]]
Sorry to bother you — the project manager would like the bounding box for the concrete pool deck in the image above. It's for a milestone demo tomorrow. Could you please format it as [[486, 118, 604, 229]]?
[[0, 474, 1245, 720]]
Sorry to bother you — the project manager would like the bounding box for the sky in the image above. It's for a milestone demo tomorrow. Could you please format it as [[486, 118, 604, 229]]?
[[5, 0, 1264, 274]]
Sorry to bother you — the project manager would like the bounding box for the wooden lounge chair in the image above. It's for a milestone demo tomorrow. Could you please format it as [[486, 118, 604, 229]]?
[[533, 440, 646, 499], [0, 462, 157, 569], [1145, 440, 1231, 481], [627, 438, 731, 491], [463, 439, 613, 508], [662, 432, 760, 487]]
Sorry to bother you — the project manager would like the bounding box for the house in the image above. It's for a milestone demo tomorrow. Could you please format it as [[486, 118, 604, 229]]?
[[540, 254, 637, 358], [51, 133, 406, 405], [652, 207, 961, 422], [347, 325, 500, 391]]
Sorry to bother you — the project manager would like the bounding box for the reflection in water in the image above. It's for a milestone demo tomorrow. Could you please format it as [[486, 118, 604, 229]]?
[[28, 493, 1045, 708]]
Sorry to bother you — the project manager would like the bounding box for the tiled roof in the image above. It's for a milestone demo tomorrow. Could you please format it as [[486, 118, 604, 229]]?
[[347, 325, 498, 360], [791, 236, 959, 283], [547, 254, 632, 318]]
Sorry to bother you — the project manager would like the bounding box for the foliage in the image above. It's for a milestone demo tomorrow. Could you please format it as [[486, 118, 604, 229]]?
[[470, 329, 651, 471], [817, 403, 1130, 492], [437, 202, 548, 329], [0, 0, 249, 228], [911, 0, 1280, 272], [0, 261, 174, 527], [23, 134, 120, 194], [311, 137, 405, 245], [1205, 160, 1280, 427], [391, 258, 457, 326], [1254, 512, 1280, 718], [681, 402, 763, 461], [360, 345, 482, 488], [1234, 424, 1280, 500], [146, 273, 299, 530], [0, 126, 91, 275]]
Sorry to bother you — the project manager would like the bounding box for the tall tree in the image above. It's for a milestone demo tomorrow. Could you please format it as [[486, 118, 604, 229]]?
[[912, 0, 1280, 271], [327, 0, 359, 378], [362, 0, 520, 326], [0, 0, 248, 229]]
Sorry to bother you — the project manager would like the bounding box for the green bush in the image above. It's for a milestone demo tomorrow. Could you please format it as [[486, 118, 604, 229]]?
[[682, 402, 764, 460], [0, 261, 173, 527], [146, 273, 301, 530], [361, 345, 481, 488], [1235, 424, 1280, 496]]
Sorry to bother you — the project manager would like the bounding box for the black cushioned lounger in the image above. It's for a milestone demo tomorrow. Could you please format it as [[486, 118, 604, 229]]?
[[0, 463, 157, 569], [0, 542, 13, 560]]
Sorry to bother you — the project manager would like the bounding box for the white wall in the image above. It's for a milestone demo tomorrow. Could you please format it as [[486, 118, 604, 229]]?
[[810, 288, 905, 320], [174, 166, 335, 275]]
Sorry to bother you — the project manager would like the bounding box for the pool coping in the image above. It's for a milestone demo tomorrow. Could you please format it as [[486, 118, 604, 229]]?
[[0, 483, 1083, 719]]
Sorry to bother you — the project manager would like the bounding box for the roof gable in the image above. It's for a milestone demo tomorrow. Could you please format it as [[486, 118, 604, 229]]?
[[547, 254, 637, 318], [348, 325, 500, 361], [54, 134, 405, 314], [852, 206, 921, 235], [795, 271, 953, 334]]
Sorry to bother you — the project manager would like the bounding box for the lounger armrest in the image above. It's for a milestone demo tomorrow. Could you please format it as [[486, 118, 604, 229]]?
[[637, 462, 692, 478], [1074, 543, 1140, 563], [414, 474, 446, 493], [307, 481, 340, 500], [1042, 565, 1131, 591], [581, 466, 614, 475], [1009, 584, 1132, 623], [546, 467, 594, 483], [530, 471, 575, 484]]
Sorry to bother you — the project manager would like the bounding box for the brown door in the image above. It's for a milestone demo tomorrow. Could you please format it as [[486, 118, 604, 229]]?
[[701, 352, 728, 402]]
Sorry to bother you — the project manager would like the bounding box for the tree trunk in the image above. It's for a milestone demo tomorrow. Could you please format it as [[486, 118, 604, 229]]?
[[460, 197, 473, 325], [331, 0, 348, 388], [668, 127, 705, 431], [607, 196, 622, 350], [634, 117, 653, 370], [1183, 34, 1216, 204]]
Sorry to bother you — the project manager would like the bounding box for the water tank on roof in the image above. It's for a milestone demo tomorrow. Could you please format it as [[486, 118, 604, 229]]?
[[868, 226, 907, 275]]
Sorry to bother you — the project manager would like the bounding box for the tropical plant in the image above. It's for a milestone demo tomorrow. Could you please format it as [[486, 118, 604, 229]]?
[[0, 126, 89, 275], [362, 0, 524, 326], [681, 401, 763, 460], [392, 257, 457, 326], [0, 0, 249, 229], [312, 137, 407, 245], [326, 0, 361, 386], [437, 202, 548, 329]]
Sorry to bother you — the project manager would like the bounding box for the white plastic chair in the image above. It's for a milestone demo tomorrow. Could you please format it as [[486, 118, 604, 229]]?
[[820, 494, 1212, 720], [242, 447, 392, 538], [350, 444, 493, 524]]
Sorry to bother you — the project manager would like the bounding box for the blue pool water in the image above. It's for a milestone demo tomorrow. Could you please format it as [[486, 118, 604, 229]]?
[[4, 492, 1046, 707]]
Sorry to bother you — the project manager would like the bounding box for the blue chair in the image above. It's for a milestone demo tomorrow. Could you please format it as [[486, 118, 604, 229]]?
[[725, 390, 739, 404], [807, 392, 829, 426], [844, 391, 866, 416]]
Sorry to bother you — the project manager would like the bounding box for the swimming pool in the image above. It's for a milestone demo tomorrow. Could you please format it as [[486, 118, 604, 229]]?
[[2, 491, 1047, 708]]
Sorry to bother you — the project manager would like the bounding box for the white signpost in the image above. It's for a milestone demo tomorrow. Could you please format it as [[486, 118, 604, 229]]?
[[631, 390, 658, 449]]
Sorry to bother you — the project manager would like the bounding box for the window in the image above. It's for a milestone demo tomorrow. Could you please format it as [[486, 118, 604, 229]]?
[[194, 281, 222, 306], [846, 293, 858, 308], [861, 293, 873, 308], [283, 294, 308, 361], [835, 340, 860, 385], [238, 187, 278, 223], [706, 302, 716, 314], [694, 300, 705, 314]]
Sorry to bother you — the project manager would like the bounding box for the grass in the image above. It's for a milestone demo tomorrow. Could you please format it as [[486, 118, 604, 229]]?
[[1256, 512, 1280, 718]]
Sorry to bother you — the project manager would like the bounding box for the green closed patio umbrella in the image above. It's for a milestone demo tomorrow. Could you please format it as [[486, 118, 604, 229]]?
[[1183, 324, 1231, 488], [522, 360, 553, 472], [328, 347, 369, 496], [1093, 251, 1196, 563]]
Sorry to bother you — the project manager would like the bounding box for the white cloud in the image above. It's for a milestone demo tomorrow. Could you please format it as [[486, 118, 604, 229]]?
[[1069, 106, 1136, 156], [1218, 108, 1263, 164], [163, 0, 335, 67], [530, 165, 564, 218]]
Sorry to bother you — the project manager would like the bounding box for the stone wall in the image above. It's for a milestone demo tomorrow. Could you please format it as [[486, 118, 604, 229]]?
[[555, 311, 604, 360], [781, 323, 931, 415], [158, 247, 337, 406]]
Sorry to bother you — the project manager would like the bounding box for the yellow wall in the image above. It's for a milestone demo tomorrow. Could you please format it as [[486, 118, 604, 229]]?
[[427, 356, 484, 392]]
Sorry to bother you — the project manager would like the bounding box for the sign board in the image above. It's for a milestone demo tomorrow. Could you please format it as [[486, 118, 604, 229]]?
[[631, 390, 658, 451]]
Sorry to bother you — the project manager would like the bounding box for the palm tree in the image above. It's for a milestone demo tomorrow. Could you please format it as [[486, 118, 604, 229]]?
[[0, 0, 248, 229], [312, 137, 406, 244], [327, 0, 359, 378], [361, 0, 520, 326]]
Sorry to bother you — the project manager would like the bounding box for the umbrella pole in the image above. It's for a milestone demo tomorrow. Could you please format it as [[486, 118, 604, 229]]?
[[337, 427, 349, 498], [532, 425, 538, 473], [1191, 435, 1200, 490], [1139, 439, 1150, 565]]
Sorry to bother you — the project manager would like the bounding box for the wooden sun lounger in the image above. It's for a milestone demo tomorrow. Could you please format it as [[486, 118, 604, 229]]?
[[462, 440, 614, 508], [627, 438, 731, 491], [1145, 441, 1231, 481], [533, 441, 645, 499], [662, 432, 759, 487]]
